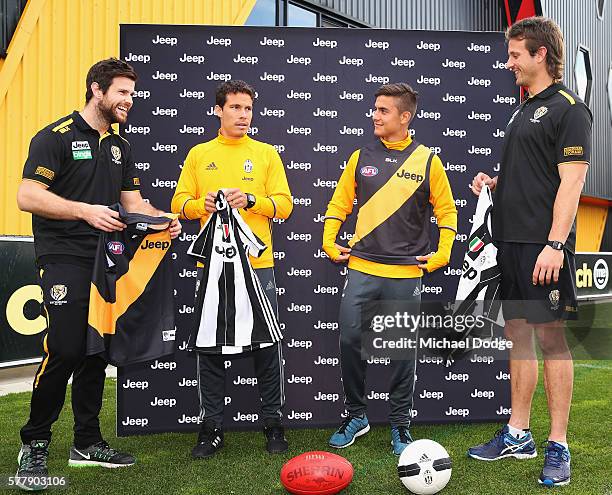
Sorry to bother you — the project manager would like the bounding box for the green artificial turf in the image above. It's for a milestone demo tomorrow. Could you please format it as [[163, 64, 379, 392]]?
[[0, 360, 609, 494]]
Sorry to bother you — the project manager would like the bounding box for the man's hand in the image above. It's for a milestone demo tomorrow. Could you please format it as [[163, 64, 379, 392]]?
[[470, 172, 497, 196], [204, 192, 217, 213], [533, 245, 564, 285], [323, 243, 351, 263], [168, 218, 182, 239], [333, 244, 351, 263], [225, 188, 248, 209], [416, 253, 434, 271], [80, 204, 126, 232]]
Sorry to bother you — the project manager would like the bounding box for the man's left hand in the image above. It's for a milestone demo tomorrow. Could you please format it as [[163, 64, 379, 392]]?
[[532, 245, 564, 285], [169, 217, 182, 239], [225, 188, 248, 209]]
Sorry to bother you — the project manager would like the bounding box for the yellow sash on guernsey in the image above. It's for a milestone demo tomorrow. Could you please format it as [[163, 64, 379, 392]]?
[[88, 230, 170, 336], [349, 144, 431, 248]]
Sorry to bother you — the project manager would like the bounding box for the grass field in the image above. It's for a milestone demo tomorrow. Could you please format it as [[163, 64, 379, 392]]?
[[0, 360, 609, 495]]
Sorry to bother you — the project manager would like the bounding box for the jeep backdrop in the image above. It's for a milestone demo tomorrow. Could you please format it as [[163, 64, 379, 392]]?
[[116, 24, 517, 434]]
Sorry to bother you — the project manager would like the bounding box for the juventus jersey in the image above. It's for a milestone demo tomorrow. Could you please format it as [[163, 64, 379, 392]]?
[[187, 191, 282, 354], [447, 186, 502, 365], [86, 204, 177, 366]]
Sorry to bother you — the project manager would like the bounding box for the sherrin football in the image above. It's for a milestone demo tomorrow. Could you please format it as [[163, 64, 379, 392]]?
[[280, 451, 354, 495]]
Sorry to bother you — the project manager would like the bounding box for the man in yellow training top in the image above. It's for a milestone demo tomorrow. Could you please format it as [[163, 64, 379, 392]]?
[[322, 82, 458, 456], [171, 80, 292, 459]]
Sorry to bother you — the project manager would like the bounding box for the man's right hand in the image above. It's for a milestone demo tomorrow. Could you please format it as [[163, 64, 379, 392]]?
[[470, 172, 497, 196], [80, 204, 126, 232], [204, 192, 217, 213], [323, 243, 351, 263]]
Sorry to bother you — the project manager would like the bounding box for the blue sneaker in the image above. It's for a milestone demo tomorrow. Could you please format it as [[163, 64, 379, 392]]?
[[539, 441, 571, 487], [468, 425, 537, 461], [391, 425, 413, 455], [329, 415, 370, 448]]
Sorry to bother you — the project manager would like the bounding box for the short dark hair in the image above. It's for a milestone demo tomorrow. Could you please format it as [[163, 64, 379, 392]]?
[[506, 16, 564, 81], [374, 83, 419, 117], [85, 58, 138, 103], [215, 80, 255, 108]]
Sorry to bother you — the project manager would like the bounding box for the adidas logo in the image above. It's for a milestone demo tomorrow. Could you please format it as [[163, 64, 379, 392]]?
[[206, 162, 218, 170], [413, 286, 421, 297], [419, 453, 431, 463], [266, 280, 274, 291]]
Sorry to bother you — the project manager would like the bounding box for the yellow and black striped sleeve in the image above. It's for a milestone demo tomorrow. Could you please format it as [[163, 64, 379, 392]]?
[[249, 145, 293, 219], [322, 149, 360, 260], [426, 155, 458, 272], [171, 148, 207, 221]]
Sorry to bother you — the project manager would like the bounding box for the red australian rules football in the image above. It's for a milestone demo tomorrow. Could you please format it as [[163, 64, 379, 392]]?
[[280, 451, 354, 495]]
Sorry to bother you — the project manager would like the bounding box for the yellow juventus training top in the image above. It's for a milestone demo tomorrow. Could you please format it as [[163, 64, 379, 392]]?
[[171, 133, 293, 269], [323, 135, 457, 278]]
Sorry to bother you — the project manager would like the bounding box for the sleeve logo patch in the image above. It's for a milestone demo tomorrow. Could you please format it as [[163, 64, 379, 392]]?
[[35, 166, 55, 181], [564, 146, 584, 157], [133, 177, 140, 186]]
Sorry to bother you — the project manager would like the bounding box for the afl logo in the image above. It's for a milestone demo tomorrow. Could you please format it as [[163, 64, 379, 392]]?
[[107, 241, 125, 255], [360, 166, 378, 177]]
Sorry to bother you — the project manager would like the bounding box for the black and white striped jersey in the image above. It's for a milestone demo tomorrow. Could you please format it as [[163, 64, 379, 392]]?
[[187, 191, 282, 354], [447, 186, 502, 365]]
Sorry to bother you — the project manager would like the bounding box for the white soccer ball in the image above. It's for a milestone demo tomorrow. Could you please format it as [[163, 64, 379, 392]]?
[[398, 439, 452, 494]]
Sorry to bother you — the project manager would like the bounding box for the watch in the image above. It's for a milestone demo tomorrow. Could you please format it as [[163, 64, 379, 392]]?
[[547, 240, 564, 251], [245, 193, 256, 210]]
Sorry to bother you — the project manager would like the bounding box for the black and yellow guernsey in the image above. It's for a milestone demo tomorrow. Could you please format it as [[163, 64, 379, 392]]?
[[323, 135, 458, 278], [86, 204, 177, 366]]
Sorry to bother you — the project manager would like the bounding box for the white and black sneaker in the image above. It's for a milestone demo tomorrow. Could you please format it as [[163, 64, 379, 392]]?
[[192, 424, 224, 459], [68, 440, 135, 468], [16, 440, 49, 491]]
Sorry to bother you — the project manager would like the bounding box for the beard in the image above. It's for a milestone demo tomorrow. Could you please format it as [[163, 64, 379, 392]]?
[[98, 99, 127, 125]]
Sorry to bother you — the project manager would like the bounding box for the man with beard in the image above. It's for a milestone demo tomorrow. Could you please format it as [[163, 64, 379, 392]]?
[[15, 58, 181, 491]]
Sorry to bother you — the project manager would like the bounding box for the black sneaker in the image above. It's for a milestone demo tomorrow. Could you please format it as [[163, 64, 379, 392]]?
[[264, 423, 288, 454], [68, 440, 135, 468], [192, 424, 224, 459], [16, 440, 49, 491]]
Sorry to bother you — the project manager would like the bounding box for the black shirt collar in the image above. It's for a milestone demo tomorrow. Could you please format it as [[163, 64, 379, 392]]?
[[71, 110, 115, 134], [529, 82, 565, 100]]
